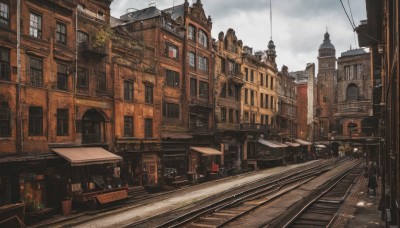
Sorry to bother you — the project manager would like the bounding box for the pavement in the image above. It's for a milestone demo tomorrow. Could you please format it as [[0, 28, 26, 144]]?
[[333, 165, 385, 228]]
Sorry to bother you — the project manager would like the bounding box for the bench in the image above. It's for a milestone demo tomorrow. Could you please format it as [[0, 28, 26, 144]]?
[[172, 175, 189, 187]]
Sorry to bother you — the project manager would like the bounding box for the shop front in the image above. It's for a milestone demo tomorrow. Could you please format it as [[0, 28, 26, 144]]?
[[284, 141, 302, 163], [255, 138, 288, 168], [189, 147, 222, 181], [52, 147, 127, 209]]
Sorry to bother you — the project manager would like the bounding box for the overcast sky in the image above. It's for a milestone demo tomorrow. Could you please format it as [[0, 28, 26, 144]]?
[[110, 0, 367, 72]]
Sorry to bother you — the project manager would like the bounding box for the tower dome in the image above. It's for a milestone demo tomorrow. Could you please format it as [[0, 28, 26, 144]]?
[[319, 32, 335, 50]]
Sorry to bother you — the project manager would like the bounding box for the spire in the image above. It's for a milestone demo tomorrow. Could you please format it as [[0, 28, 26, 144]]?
[[267, 0, 276, 63], [269, 0, 273, 40]]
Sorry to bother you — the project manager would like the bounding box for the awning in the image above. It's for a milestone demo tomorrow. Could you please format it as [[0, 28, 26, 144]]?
[[294, 138, 313, 145], [285, 142, 301, 147], [161, 132, 193, 139], [52, 147, 122, 166], [258, 139, 288, 148], [314, 144, 327, 148], [190, 147, 222, 156]]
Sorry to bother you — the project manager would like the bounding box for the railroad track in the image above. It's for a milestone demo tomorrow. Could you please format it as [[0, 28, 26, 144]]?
[[36, 159, 346, 227], [133, 159, 350, 228], [281, 160, 363, 228]]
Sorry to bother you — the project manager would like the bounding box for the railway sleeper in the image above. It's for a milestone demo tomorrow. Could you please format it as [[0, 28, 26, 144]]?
[[298, 212, 333, 222]]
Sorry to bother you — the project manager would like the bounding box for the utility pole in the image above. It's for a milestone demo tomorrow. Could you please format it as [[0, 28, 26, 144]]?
[[16, 0, 22, 153]]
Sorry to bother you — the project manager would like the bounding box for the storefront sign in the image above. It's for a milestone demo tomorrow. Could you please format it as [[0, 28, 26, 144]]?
[[76, 98, 111, 109]]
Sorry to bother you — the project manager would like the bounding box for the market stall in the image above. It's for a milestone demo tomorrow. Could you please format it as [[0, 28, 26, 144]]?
[[189, 147, 222, 182], [52, 147, 127, 209]]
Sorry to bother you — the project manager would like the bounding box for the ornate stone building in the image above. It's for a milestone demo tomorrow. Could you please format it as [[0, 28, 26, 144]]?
[[334, 48, 373, 145]]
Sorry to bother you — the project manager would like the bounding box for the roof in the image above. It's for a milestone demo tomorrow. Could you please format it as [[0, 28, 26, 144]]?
[[120, 6, 161, 22], [52, 147, 122, 166], [162, 4, 184, 20], [319, 32, 335, 50], [340, 48, 368, 57], [258, 139, 288, 148], [190, 147, 222, 156], [294, 138, 312, 145]]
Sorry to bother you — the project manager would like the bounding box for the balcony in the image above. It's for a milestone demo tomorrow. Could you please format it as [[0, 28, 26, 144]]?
[[240, 123, 270, 132], [79, 42, 108, 58], [227, 71, 244, 85]]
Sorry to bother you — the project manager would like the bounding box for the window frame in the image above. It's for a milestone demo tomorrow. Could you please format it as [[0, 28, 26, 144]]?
[[190, 77, 197, 96], [220, 107, 226, 123], [198, 56, 208, 72], [77, 67, 88, 88], [124, 80, 134, 101], [198, 29, 208, 48], [0, 102, 11, 137], [0, 1, 9, 27], [56, 108, 69, 136], [29, 12, 42, 39], [28, 106, 43, 136], [199, 81, 209, 98], [57, 63, 68, 91], [144, 118, 153, 138], [188, 51, 195, 67], [29, 56, 43, 87], [163, 101, 180, 118], [145, 85, 153, 104], [0, 47, 10, 81], [97, 72, 107, 92], [165, 69, 180, 88], [56, 21, 67, 45], [166, 43, 179, 59], [188, 24, 196, 41], [124, 116, 134, 137]]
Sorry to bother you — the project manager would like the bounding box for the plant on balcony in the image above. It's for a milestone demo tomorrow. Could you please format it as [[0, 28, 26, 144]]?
[[92, 26, 113, 48]]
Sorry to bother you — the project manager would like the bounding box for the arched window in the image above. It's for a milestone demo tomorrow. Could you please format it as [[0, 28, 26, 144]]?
[[198, 29, 208, 48], [0, 102, 11, 137], [347, 84, 359, 101]]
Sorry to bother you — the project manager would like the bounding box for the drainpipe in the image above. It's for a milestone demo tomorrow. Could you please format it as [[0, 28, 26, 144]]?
[[16, 0, 22, 153]]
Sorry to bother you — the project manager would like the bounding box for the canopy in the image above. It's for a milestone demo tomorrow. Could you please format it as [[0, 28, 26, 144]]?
[[258, 139, 288, 148], [190, 147, 222, 156], [314, 144, 327, 148], [52, 147, 122, 166], [285, 142, 301, 147], [294, 138, 313, 145]]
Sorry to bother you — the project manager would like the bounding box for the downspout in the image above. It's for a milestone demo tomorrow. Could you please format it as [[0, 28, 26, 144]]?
[[16, 0, 22, 153], [73, 6, 78, 140]]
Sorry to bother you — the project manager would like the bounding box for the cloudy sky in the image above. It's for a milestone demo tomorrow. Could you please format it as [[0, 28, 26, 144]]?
[[111, 0, 367, 72]]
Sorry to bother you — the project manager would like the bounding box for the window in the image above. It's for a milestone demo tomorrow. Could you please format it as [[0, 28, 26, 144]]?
[[260, 93, 264, 107], [250, 90, 254, 106], [344, 65, 351, 80], [166, 43, 178, 59], [77, 31, 89, 45], [250, 70, 254, 82], [266, 94, 269, 108], [228, 84, 233, 97], [77, 67, 88, 88], [228, 60, 235, 76], [29, 56, 43, 86], [251, 113, 256, 123], [56, 109, 68, 136], [0, 48, 10, 81], [198, 29, 208, 48], [270, 77, 274, 89], [190, 78, 197, 96], [0, 102, 11, 137], [244, 111, 249, 122], [229, 109, 233, 123], [220, 57, 225, 73], [166, 69, 179, 88], [145, 85, 153, 104], [124, 116, 133, 137], [266, 75, 269, 87], [347, 84, 359, 101], [198, 56, 208, 71], [0, 2, 9, 27], [261, 114, 264, 124], [270, 96, 274, 109], [97, 72, 106, 92], [144, 118, 153, 138], [28, 106, 43, 136], [245, 68, 248, 81], [188, 52, 195, 67], [260, 73, 264, 86], [57, 63, 68, 91], [188, 25, 196, 41], [265, 115, 269, 125], [245, 89, 248, 104], [220, 83, 226, 98], [56, 22, 67, 45], [163, 102, 179, 118], [29, 12, 42, 38], [124, 81, 133, 101], [235, 110, 239, 123], [220, 107, 226, 122], [199, 81, 209, 98]]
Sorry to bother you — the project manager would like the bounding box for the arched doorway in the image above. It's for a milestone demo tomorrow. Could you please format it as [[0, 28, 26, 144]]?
[[81, 109, 105, 144]]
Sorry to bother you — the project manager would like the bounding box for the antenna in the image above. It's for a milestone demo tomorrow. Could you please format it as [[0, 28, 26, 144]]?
[[269, 0, 273, 40]]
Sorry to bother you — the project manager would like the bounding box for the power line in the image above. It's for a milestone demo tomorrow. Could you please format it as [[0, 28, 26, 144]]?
[[347, 0, 358, 47], [339, 0, 355, 30]]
